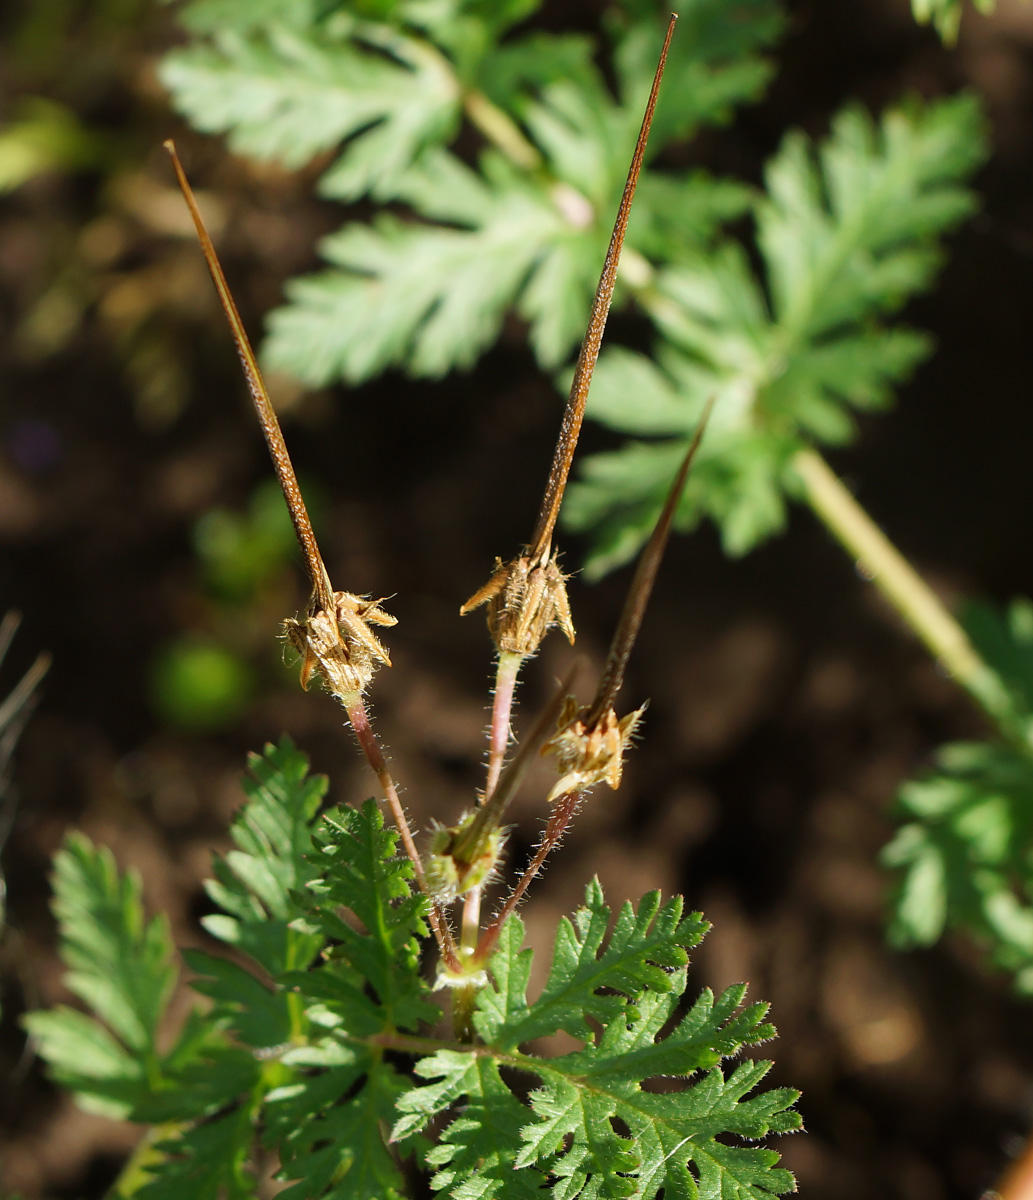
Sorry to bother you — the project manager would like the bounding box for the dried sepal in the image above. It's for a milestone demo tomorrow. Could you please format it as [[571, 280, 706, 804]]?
[[284, 591, 395, 699], [542, 694, 646, 803], [424, 811, 507, 905], [460, 549, 573, 657]]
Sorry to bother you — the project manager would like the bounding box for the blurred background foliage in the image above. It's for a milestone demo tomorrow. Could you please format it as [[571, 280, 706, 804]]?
[[7, 0, 1033, 1197]]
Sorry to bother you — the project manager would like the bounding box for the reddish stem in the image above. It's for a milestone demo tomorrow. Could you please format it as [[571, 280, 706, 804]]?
[[345, 695, 459, 970], [458, 652, 523, 954], [485, 652, 522, 799], [474, 789, 584, 964]]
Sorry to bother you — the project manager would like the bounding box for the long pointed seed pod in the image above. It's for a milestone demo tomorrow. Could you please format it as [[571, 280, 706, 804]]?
[[461, 14, 677, 660], [165, 141, 395, 701], [167, 144, 459, 969], [543, 400, 713, 801]]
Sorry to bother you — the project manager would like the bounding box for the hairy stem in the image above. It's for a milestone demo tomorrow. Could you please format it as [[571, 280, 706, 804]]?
[[792, 446, 1021, 740], [485, 652, 523, 799], [453, 652, 523, 1037], [345, 695, 459, 969], [475, 789, 584, 965]]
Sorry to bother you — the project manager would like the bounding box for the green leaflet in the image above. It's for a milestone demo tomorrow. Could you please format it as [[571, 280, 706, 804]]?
[[202, 736, 326, 977], [963, 597, 1033, 727], [396, 885, 799, 1199], [132, 1102, 263, 1200], [883, 597, 1033, 992], [567, 95, 986, 574], [475, 881, 709, 1048], [23, 834, 179, 1119], [266, 1041, 412, 1200], [160, 20, 460, 186], [884, 738, 1033, 985], [264, 148, 578, 382], [162, 0, 986, 576], [161, 0, 779, 384], [267, 799, 438, 1196], [285, 798, 438, 1034]]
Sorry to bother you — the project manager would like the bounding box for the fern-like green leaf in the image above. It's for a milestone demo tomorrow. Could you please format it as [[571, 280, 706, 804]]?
[[30, 735, 798, 1199], [264, 149, 575, 383], [161, 1, 780, 385], [286, 797, 437, 1031], [477, 880, 709, 1048], [24, 834, 178, 1118], [201, 736, 326, 976], [160, 20, 460, 190], [268, 798, 437, 1195], [962, 597, 1033, 727], [568, 94, 986, 573], [396, 882, 799, 1198], [133, 1099, 263, 1200], [611, 0, 782, 147], [883, 598, 1033, 991], [266, 1040, 411, 1200], [884, 738, 1033, 982]]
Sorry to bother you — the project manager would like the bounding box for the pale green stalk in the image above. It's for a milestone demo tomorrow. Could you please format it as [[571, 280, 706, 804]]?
[[792, 446, 1022, 741]]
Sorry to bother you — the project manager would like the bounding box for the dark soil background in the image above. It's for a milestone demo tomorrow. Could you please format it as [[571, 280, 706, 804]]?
[[4, 0, 1033, 1196]]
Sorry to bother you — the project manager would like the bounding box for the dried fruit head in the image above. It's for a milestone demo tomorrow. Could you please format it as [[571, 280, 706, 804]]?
[[284, 590, 396, 700], [461, 550, 574, 658], [542, 695, 646, 803]]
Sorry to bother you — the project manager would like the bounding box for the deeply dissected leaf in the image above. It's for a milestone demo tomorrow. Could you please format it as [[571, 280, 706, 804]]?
[[31, 736, 796, 1199], [161, 20, 460, 190], [23, 834, 178, 1118], [884, 734, 1033, 988], [287, 797, 438, 1032], [962, 597, 1033, 727], [202, 736, 326, 976], [569, 95, 986, 571], [397, 882, 799, 1199], [611, 0, 782, 146], [882, 597, 1033, 992], [267, 1040, 411, 1200], [264, 149, 576, 383], [266, 799, 438, 1195], [476, 881, 708, 1048], [134, 1100, 262, 1200], [163, 0, 780, 385]]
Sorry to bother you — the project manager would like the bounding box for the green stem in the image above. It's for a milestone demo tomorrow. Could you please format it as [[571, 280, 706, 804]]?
[[109, 1122, 182, 1197], [462, 89, 541, 171], [792, 446, 1022, 741], [453, 652, 523, 1038]]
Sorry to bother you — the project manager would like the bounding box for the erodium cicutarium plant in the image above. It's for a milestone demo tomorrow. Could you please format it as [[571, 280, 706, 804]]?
[[26, 20, 802, 1199]]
